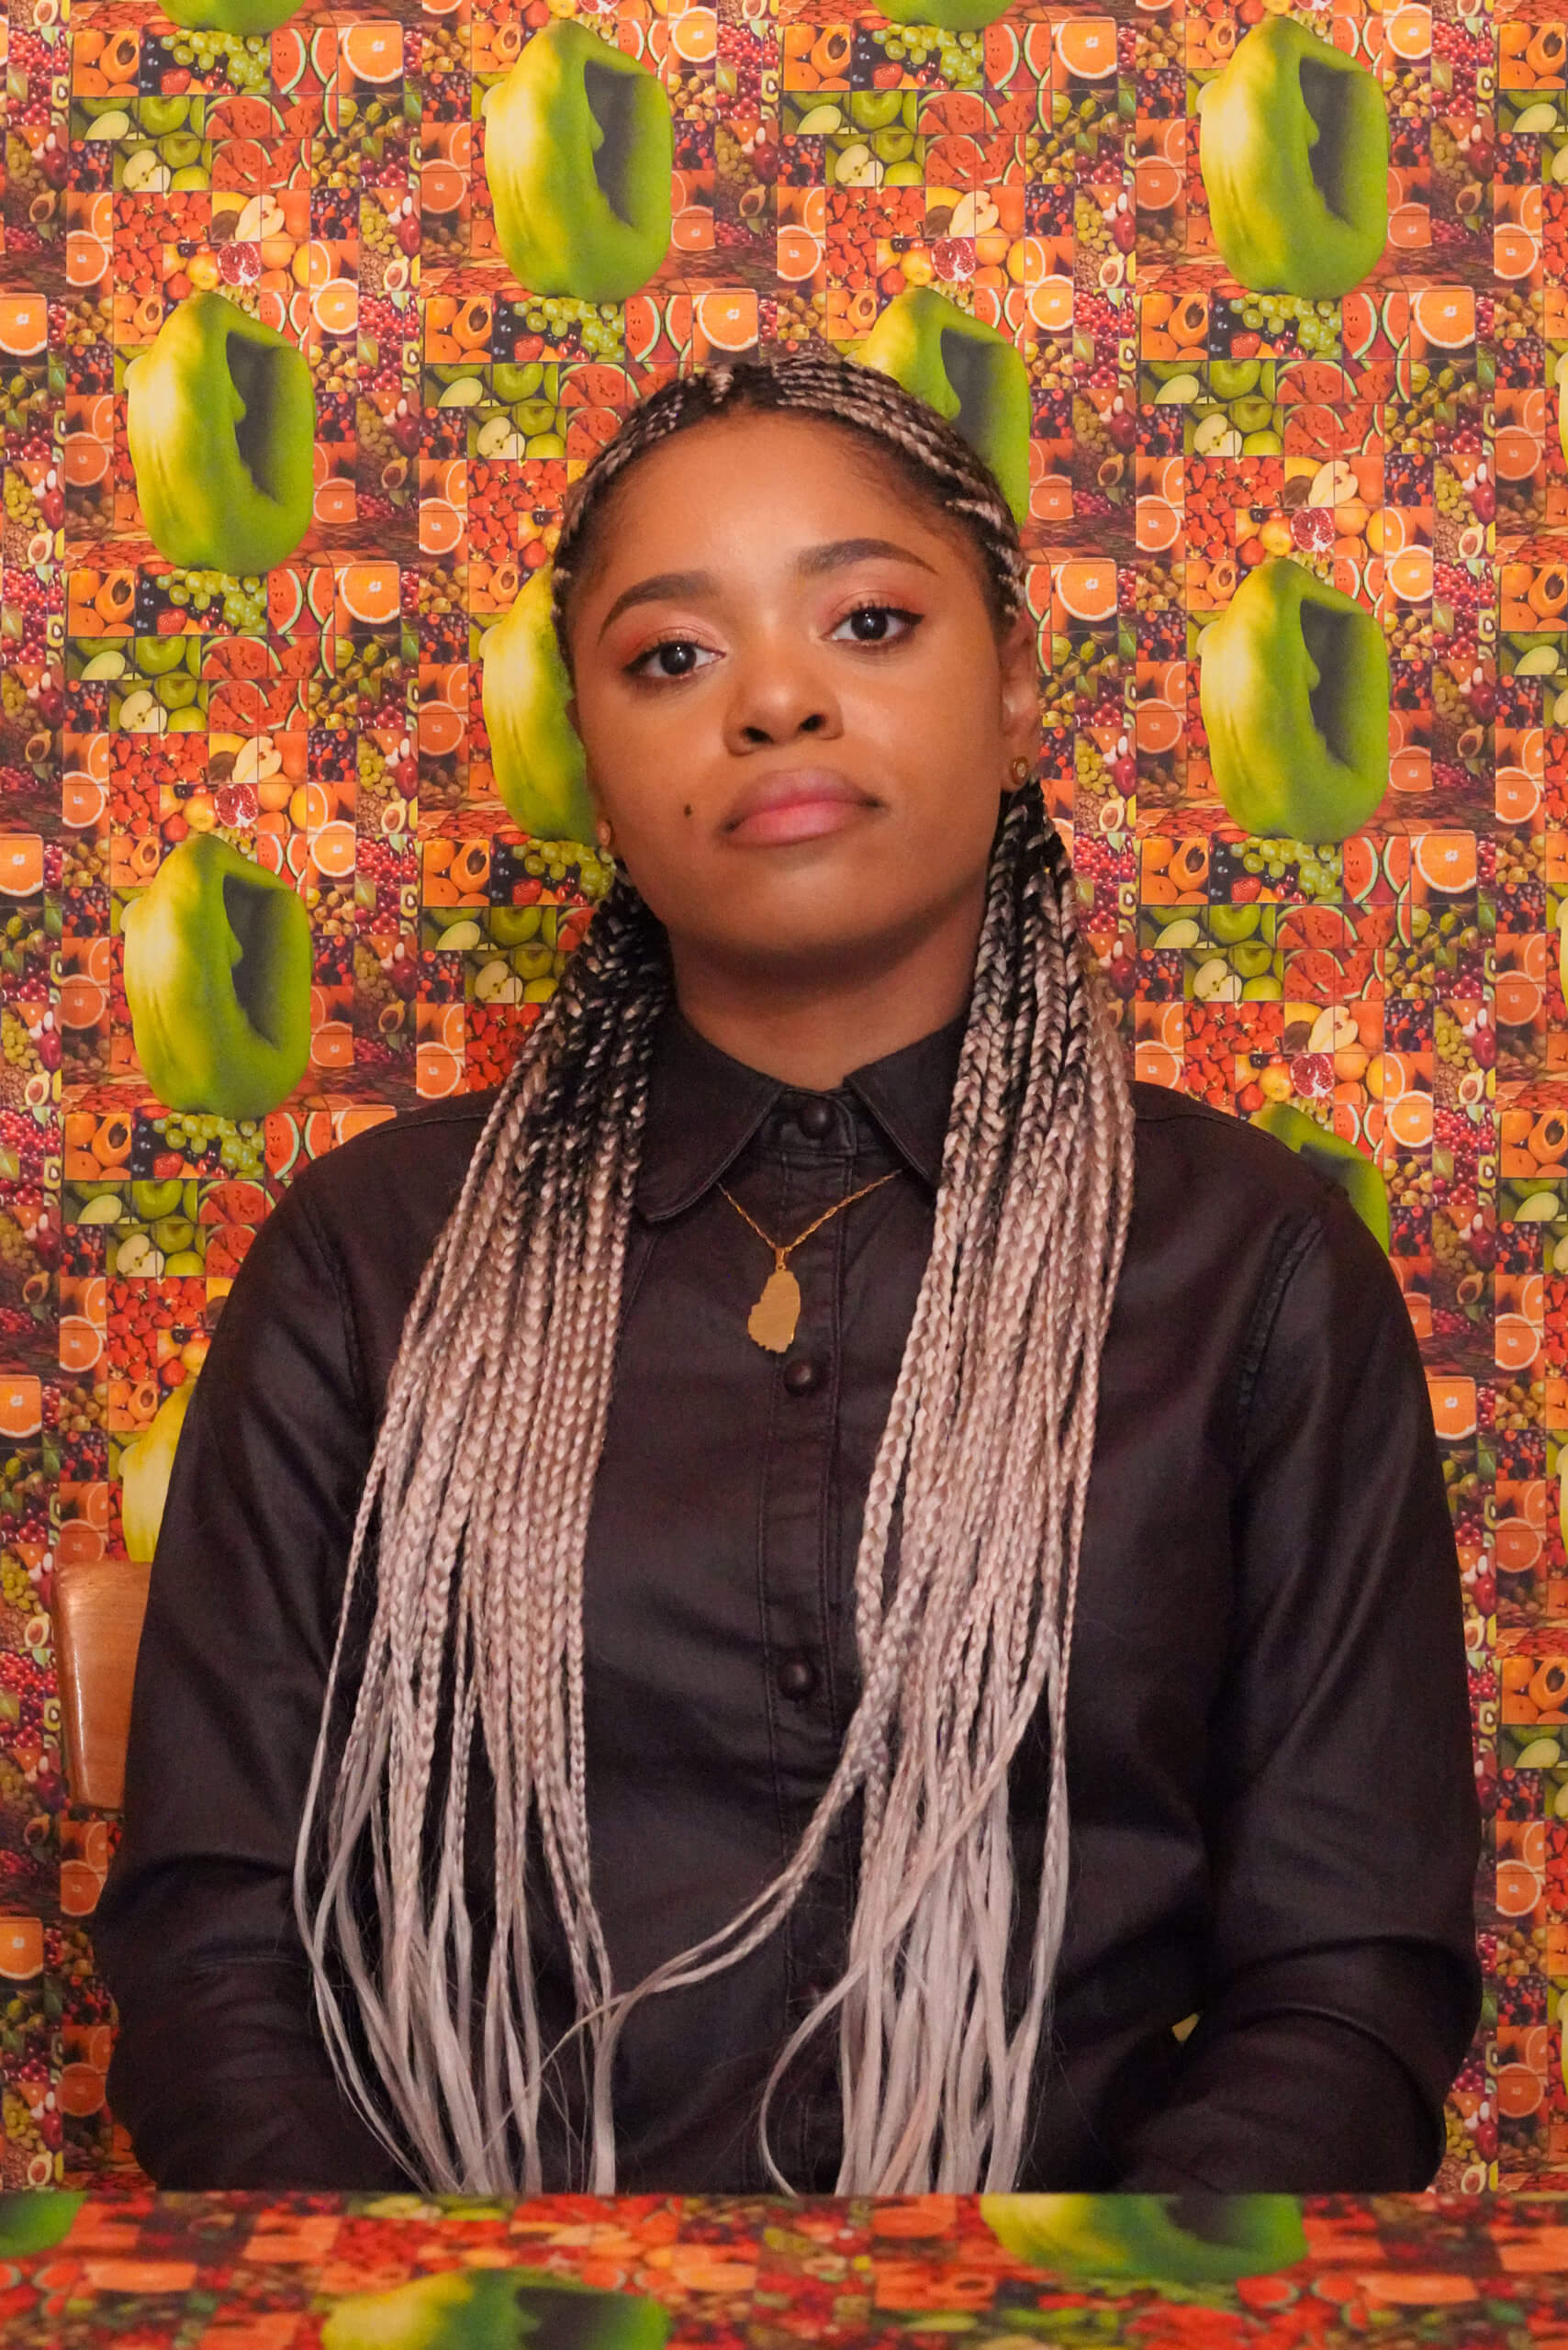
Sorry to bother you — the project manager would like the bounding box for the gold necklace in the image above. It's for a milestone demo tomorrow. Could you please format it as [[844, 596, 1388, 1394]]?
[[718, 1170, 900, 1353]]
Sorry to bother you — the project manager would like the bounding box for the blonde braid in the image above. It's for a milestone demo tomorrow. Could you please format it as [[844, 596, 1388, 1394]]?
[[294, 343, 1136, 2197]]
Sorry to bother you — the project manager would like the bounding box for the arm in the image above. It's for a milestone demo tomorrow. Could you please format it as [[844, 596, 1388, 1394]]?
[[93, 1179, 415, 2189], [1115, 1188, 1484, 2192]]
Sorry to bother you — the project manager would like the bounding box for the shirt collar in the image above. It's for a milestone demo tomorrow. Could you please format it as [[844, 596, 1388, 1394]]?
[[635, 998, 969, 1222]]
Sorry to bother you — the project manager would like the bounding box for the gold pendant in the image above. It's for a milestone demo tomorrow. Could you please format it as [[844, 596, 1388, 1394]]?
[[748, 1264, 801, 1354]]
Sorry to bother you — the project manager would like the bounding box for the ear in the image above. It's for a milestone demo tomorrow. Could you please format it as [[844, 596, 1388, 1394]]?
[[998, 609, 1041, 789]]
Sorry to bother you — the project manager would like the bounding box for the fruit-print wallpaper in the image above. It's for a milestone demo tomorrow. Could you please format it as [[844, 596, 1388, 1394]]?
[[0, 0, 1531, 2200]]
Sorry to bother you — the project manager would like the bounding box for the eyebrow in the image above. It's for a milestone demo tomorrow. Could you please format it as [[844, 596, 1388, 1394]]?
[[595, 536, 942, 643]]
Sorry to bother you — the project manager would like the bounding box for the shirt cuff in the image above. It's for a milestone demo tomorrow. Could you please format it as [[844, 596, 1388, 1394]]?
[[1114, 2009, 1442, 2193]]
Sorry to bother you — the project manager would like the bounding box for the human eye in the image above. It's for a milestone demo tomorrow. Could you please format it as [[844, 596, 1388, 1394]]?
[[831, 601, 922, 648], [624, 634, 719, 685]]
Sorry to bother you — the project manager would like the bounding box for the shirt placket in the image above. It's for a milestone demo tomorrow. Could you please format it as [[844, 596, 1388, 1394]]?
[[737, 1088, 890, 2187]]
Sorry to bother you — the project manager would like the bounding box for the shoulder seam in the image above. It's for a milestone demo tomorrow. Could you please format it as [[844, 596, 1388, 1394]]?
[[1235, 1212, 1323, 1450], [291, 1174, 370, 1428], [358, 1091, 497, 1139]]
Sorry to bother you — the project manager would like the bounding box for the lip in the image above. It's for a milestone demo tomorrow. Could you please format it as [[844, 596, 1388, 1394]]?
[[723, 767, 878, 846]]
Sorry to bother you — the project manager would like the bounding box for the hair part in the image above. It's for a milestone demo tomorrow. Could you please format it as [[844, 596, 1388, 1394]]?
[[294, 342, 1137, 2197]]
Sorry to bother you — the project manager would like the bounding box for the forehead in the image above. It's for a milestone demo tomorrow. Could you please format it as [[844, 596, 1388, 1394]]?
[[622, 408, 909, 509], [585, 409, 972, 579]]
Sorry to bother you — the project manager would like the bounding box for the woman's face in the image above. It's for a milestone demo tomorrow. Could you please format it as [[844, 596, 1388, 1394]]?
[[563, 411, 1040, 995]]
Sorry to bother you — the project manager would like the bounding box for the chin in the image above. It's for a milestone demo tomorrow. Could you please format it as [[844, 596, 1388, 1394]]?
[[691, 891, 911, 980]]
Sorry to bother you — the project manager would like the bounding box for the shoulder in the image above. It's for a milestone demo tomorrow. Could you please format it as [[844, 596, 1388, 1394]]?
[[1125, 1075, 1394, 1297], [1130, 1074, 1359, 1204], [266, 1088, 502, 1273]]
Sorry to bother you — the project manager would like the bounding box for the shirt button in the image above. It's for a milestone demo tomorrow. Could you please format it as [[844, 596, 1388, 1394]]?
[[783, 1354, 822, 1397], [795, 1097, 834, 1139], [777, 1653, 819, 1703]]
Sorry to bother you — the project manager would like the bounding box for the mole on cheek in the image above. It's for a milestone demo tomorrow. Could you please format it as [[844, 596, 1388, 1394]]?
[[684, 803, 692, 816]]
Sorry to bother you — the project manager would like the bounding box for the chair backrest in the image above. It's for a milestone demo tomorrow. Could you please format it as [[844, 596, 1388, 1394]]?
[[52, 1560, 151, 1812]]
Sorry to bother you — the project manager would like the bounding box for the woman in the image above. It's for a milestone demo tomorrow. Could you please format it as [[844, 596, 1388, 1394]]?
[[95, 347, 1481, 2200]]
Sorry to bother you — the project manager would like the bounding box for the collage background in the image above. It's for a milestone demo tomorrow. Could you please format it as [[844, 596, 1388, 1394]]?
[[0, 0, 1530, 2195]]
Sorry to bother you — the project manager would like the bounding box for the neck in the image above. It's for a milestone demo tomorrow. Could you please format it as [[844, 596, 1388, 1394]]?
[[668, 882, 984, 1091]]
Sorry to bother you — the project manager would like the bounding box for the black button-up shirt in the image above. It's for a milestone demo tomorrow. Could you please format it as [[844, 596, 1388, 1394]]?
[[94, 999, 1483, 2196]]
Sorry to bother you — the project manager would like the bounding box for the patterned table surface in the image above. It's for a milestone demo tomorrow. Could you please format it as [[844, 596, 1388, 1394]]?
[[7, 2188, 1568, 2349]]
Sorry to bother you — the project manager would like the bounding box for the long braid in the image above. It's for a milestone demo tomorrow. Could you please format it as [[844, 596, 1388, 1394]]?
[[293, 344, 1137, 2197]]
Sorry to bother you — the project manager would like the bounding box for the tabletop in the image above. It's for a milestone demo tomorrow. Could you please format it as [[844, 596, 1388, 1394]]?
[[6, 2188, 1568, 2350]]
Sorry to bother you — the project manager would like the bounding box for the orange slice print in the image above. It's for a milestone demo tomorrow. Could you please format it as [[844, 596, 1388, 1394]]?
[[1496, 766, 1541, 824], [1412, 285, 1473, 348], [420, 162, 466, 218], [1495, 1863, 1543, 1920], [419, 701, 465, 760], [0, 1919, 42, 1980], [62, 433, 109, 488], [1027, 275, 1073, 333], [1136, 498, 1181, 554], [0, 837, 43, 895], [1135, 158, 1181, 211], [309, 1021, 355, 1070], [1412, 831, 1476, 892], [338, 563, 401, 627], [697, 290, 758, 352], [58, 976, 106, 1029], [65, 237, 109, 289], [1030, 476, 1072, 524], [311, 821, 356, 880], [418, 1042, 465, 1099], [1136, 699, 1182, 755], [1496, 1517, 1542, 1573], [1057, 560, 1117, 622], [1004, 236, 1051, 288], [313, 480, 356, 531], [57, 2064, 106, 2118], [1426, 1376, 1475, 1439], [672, 9, 717, 64], [0, 1378, 40, 1438], [1386, 547, 1432, 601], [62, 769, 107, 827], [60, 1861, 104, 1919], [0, 296, 47, 357], [419, 501, 465, 557], [777, 227, 823, 284], [1495, 971, 1541, 1028], [1055, 18, 1117, 75], [1494, 428, 1540, 483], [341, 23, 403, 81], [1385, 4, 1431, 59], [312, 278, 358, 338], [1497, 1314, 1542, 1373], [1495, 226, 1540, 280], [1495, 2064, 1543, 2117], [1134, 1041, 1182, 1089], [55, 1520, 105, 1566], [1385, 1091, 1433, 1150]]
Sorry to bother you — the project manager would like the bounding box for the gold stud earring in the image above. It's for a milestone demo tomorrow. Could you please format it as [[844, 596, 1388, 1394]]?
[[1009, 756, 1031, 786]]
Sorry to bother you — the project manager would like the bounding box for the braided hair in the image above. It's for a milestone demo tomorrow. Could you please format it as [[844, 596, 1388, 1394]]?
[[293, 343, 1137, 2197]]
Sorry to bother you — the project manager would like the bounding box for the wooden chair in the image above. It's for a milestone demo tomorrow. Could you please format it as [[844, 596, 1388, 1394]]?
[[51, 1559, 151, 1812]]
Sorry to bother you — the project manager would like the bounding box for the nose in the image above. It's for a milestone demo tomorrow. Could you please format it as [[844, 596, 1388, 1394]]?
[[725, 626, 840, 751]]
